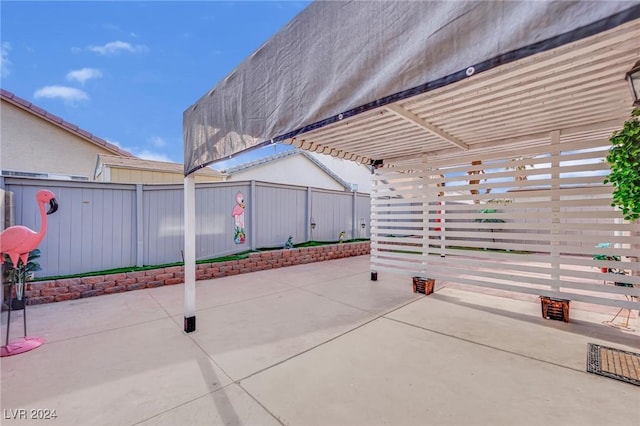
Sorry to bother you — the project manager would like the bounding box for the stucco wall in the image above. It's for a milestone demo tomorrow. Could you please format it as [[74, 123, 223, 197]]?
[[307, 152, 372, 193], [1, 101, 114, 179], [226, 155, 345, 191]]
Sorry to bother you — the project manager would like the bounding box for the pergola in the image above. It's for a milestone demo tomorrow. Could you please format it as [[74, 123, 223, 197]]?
[[182, 1, 640, 332]]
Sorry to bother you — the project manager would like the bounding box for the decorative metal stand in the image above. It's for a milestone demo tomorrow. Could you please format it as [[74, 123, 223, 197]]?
[[602, 295, 637, 332], [2, 279, 44, 357], [602, 273, 636, 332], [602, 304, 635, 331]]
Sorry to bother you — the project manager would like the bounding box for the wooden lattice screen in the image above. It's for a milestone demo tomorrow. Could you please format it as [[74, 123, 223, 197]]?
[[371, 130, 640, 309]]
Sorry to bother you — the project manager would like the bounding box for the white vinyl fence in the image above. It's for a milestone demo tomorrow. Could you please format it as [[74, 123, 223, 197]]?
[[371, 130, 640, 310], [2, 177, 370, 277]]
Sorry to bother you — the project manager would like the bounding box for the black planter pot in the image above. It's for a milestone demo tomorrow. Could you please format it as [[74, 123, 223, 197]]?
[[10, 298, 26, 310]]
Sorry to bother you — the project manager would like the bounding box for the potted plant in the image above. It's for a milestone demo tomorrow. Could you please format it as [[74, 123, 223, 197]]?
[[593, 243, 620, 273], [2, 249, 42, 310]]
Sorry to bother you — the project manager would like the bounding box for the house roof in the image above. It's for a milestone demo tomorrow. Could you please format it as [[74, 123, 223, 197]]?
[[1, 89, 133, 158], [183, 1, 640, 175], [96, 154, 222, 177], [222, 148, 353, 190]]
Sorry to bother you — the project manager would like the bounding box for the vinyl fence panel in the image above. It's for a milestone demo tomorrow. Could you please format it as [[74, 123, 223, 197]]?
[[254, 183, 307, 248], [196, 182, 252, 259], [143, 185, 184, 265], [3, 178, 370, 277], [311, 190, 354, 241], [357, 193, 371, 239], [5, 179, 137, 276]]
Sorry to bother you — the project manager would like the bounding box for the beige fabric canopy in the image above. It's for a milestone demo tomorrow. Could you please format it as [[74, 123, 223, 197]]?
[[183, 0, 640, 176]]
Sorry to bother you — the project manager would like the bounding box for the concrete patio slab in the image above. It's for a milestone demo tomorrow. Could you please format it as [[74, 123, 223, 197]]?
[[299, 271, 421, 314], [241, 316, 638, 426], [256, 257, 366, 287], [386, 286, 640, 371], [137, 384, 280, 426], [1, 255, 637, 426], [1, 318, 231, 426], [1, 290, 168, 344], [146, 275, 295, 317], [181, 287, 385, 380]]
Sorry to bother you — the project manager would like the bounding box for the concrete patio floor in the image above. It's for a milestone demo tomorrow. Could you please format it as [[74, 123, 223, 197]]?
[[1, 256, 638, 426]]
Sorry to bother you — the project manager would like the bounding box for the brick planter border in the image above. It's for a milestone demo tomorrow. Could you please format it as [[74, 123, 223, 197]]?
[[23, 242, 370, 306]]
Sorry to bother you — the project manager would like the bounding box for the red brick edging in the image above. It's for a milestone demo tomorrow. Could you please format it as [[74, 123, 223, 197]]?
[[24, 242, 371, 305]]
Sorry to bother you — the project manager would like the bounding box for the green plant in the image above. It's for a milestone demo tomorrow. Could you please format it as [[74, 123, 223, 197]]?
[[3, 249, 42, 285], [604, 108, 640, 221], [475, 209, 506, 248], [593, 243, 620, 266], [475, 208, 505, 223], [3, 249, 42, 303], [592, 253, 621, 262]]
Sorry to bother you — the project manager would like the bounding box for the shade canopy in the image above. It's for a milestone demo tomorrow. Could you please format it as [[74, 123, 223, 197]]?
[[183, 0, 640, 176]]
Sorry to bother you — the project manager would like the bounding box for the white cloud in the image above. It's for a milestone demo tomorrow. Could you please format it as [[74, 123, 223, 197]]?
[[1, 42, 12, 78], [88, 40, 147, 56], [137, 150, 171, 162], [106, 139, 132, 151], [149, 136, 166, 148], [66, 67, 103, 85], [106, 139, 172, 162], [33, 86, 89, 104]]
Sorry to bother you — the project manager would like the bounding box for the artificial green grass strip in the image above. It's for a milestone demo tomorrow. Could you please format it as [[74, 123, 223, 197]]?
[[33, 240, 370, 281]]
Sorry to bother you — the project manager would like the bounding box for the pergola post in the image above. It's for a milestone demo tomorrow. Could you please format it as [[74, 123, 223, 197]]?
[[550, 130, 560, 293], [183, 173, 196, 333]]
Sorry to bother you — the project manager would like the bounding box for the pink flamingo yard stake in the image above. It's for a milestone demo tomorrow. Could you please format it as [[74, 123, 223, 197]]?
[[1, 189, 58, 357], [232, 192, 246, 244]]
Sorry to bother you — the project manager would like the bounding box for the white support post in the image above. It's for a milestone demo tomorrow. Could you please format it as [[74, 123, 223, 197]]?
[[440, 199, 446, 258], [370, 170, 377, 281], [183, 174, 196, 333], [135, 184, 144, 267], [306, 187, 312, 242], [352, 191, 357, 241], [250, 180, 257, 251], [421, 155, 430, 276], [550, 130, 560, 293]]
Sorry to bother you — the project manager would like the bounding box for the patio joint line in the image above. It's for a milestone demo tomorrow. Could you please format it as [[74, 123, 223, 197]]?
[[267, 270, 367, 290], [383, 316, 588, 375], [20, 315, 172, 346], [190, 286, 301, 315], [236, 295, 427, 383], [184, 331, 235, 384], [295, 284, 423, 314], [146, 287, 184, 318], [129, 382, 239, 426], [237, 382, 287, 426]]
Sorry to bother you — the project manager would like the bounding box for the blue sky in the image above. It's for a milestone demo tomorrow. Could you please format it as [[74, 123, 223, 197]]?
[[1, 1, 310, 169]]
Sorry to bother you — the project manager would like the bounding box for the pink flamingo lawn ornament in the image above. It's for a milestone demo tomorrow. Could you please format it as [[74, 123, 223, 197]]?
[[232, 192, 246, 244], [1, 189, 58, 357]]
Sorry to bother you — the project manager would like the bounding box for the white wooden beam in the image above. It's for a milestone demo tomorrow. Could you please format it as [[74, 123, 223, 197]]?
[[385, 104, 469, 151]]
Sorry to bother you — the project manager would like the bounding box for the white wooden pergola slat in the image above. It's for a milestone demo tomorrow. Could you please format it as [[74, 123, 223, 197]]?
[[282, 20, 640, 164]]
